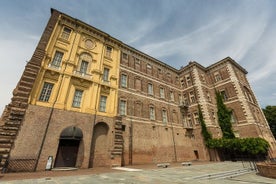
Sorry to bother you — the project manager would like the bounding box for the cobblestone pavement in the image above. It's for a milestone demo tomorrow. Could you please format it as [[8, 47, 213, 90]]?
[[0, 161, 275, 184]]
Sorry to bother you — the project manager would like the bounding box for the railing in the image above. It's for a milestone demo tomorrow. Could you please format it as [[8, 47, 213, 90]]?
[[73, 70, 92, 80], [101, 79, 110, 85], [48, 63, 61, 70]]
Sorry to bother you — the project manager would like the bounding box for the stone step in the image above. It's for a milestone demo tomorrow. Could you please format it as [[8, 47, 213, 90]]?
[[0, 138, 13, 144], [13, 90, 29, 98], [114, 131, 122, 135], [10, 107, 26, 116], [0, 147, 11, 154], [0, 142, 12, 148], [8, 115, 24, 121], [5, 121, 21, 127], [111, 151, 122, 155], [19, 80, 33, 89], [21, 75, 36, 83], [23, 70, 37, 78], [0, 134, 15, 140], [27, 62, 41, 70], [0, 131, 17, 137], [11, 96, 29, 103], [114, 140, 123, 143], [2, 126, 19, 131], [17, 85, 32, 93]]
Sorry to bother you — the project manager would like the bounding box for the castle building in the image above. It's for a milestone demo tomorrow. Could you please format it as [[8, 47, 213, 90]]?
[[0, 9, 275, 172]]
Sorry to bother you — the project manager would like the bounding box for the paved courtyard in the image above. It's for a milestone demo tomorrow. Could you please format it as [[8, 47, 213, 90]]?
[[0, 161, 275, 184]]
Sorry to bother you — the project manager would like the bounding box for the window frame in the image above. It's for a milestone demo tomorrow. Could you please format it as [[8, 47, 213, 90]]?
[[50, 51, 64, 68], [39, 82, 54, 102], [60, 27, 72, 40], [119, 100, 127, 116], [99, 95, 107, 112], [72, 89, 83, 108], [121, 74, 128, 88]]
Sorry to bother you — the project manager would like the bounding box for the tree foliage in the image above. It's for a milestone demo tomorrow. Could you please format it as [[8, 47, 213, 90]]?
[[198, 104, 212, 141], [207, 137, 269, 156], [262, 105, 276, 138], [216, 91, 235, 139]]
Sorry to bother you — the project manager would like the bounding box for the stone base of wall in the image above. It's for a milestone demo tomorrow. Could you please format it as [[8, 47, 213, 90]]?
[[256, 162, 276, 179]]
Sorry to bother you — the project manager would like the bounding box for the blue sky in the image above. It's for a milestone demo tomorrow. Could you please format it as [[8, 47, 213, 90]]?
[[0, 0, 276, 112]]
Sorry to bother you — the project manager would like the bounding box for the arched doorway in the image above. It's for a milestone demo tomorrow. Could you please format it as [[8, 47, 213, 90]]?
[[89, 122, 109, 167], [54, 126, 83, 168]]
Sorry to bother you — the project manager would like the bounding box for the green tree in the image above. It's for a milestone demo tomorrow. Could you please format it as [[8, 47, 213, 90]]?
[[263, 105, 276, 138], [216, 91, 235, 139], [198, 105, 212, 142]]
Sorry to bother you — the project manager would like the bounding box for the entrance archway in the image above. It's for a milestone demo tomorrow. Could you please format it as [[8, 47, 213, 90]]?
[[54, 126, 83, 168], [89, 122, 109, 167]]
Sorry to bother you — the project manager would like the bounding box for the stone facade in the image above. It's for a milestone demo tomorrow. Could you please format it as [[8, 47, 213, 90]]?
[[0, 8, 275, 172]]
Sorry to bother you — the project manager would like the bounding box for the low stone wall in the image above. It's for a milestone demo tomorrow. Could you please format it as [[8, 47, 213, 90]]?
[[256, 162, 276, 179]]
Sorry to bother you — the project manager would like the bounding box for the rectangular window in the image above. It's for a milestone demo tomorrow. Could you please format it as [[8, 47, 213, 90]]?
[[121, 74, 127, 87], [162, 110, 167, 124], [220, 90, 228, 101], [160, 87, 165, 98], [51, 51, 63, 68], [119, 100, 126, 115], [148, 83, 153, 95], [135, 58, 141, 70], [80, 60, 89, 74], [149, 107, 155, 120], [170, 91, 174, 101], [186, 75, 192, 86], [179, 94, 183, 104], [187, 114, 193, 127], [194, 112, 199, 124], [39, 82, 54, 102], [103, 68, 110, 82], [99, 96, 107, 112], [214, 72, 222, 82], [122, 53, 128, 60], [61, 27, 71, 40], [105, 46, 112, 58], [190, 91, 196, 103], [72, 89, 83, 108]]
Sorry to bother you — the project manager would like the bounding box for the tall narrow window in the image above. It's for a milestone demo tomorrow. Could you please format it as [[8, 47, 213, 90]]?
[[190, 91, 196, 103], [186, 74, 192, 86], [179, 94, 183, 105], [170, 91, 174, 101], [214, 72, 222, 82], [51, 51, 63, 68], [61, 27, 71, 40], [220, 90, 228, 101], [119, 100, 126, 115], [80, 60, 89, 74], [105, 46, 112, 58], [147, 64, 152, 74], [122, 53, 128, 60], [121, 74, 127, 87], [135, 78, 141, 91], [39, 82, 54, 102], [99, 96, 107, 112], [162, 109, 167, 124], [148, 83, 153, 95], [187, 114, 193, 127], [72, 89, 83, 108], [103, 68, 110, 82], [194, 112, 199, 124], [149, 106, 155, 120], [160, 87, 165, 98], [135, 58, 141, 71]]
